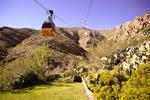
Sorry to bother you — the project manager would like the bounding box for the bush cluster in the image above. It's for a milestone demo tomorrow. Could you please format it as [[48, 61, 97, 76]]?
[[0, 46, 60, 91], [87, 63, 150, 100]]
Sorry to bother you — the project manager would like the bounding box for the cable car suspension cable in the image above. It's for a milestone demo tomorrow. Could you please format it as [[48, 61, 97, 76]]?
[[34, 0, 72, 27], [84, 0, 94, 28], [86, 0, 94, 19]]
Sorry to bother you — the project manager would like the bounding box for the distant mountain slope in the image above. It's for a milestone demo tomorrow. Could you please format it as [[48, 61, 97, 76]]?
[[0, 27, 104, 68], [58, 27, 105, 50], [6, 28, 85, 62], [1, 13, 149, 67], [0, 26, 37, 60], [98, 29, 116, 39]]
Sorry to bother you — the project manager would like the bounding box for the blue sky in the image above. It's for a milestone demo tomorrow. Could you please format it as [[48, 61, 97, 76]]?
[[0, 0, 150, 29]]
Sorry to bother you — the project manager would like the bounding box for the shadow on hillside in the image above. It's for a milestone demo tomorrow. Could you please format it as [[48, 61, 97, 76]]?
[[48, 39, 86, 57]]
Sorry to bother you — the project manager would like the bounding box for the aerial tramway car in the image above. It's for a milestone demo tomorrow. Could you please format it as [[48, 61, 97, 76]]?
[[41, 10, 55, 37]]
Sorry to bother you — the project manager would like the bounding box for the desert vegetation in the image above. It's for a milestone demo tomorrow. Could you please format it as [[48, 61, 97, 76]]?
[[0, 46, 61, 91], [0, 13, 150, 100]]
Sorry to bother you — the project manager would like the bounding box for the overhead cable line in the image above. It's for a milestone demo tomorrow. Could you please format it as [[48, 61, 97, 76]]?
[[83, 0, 94, 28], [34, 0, 72, 27], [55, 15, 72, 27], [34, 0, 48, 11], [86, 0, 94, 19]]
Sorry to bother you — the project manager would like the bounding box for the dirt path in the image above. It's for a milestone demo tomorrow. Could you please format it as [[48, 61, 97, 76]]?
[[81, 77, 95, 100]]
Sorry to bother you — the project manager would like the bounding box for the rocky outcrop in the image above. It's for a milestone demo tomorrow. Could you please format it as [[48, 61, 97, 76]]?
[[78, 28, 104, 50], [57, 27, 104, 50], [115, 13, 150, 40]]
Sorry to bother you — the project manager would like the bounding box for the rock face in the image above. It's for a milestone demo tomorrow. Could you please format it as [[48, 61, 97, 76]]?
[[115, 13, 150, 40], [78, 28, 104, 50], [56, 27, 104, 50], [0, 26, 104, 68]]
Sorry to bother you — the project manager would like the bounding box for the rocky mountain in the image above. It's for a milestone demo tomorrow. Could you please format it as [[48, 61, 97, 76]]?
[[0, 26, 37, 60], [114, 13, 150, 40], [0, 26, 104, 68], [97, 13, 150, 41], [58, 27, 104, 50], [0, 13, 150, 68]]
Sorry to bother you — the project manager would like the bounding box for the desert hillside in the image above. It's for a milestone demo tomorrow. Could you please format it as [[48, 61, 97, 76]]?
[[0, 27, 104, 68], [1, 13, 150, 68], [0, 13, 150, 100], [0, 26, 37, 60]]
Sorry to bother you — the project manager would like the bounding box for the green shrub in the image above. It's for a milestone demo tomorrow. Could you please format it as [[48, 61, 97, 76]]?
[[12, 71, 43, 89], [63, 69, 74, 77], [87, 69, 127, 100], [46, 74, 61, 81], [0, 46, 49, 91], [120, 63, 150, 100], [58, 77, 73, 83], [74, 65, 88, 76]]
